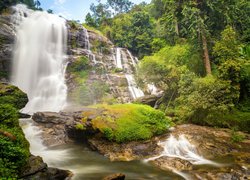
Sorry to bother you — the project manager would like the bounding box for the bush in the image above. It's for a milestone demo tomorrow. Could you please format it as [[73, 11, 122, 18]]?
[[89, 104, 172, 143], [175, 75, 234, 125]]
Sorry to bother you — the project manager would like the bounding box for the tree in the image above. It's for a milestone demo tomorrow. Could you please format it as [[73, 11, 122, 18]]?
[[107, 0, 134, 15]]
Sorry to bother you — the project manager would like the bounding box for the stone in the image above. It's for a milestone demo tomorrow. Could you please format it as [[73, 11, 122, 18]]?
[[102, 173, 125, 180], [20, 155, 73, 180], [134, 94, 163, 107]]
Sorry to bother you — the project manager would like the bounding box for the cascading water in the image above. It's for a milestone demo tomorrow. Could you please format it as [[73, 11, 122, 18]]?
[[145, 135, 219, 165], [11, 4, 69, 168], [115, 47, 145, 99], [11, 4, 68, 114], [116, 47, 123, 69]]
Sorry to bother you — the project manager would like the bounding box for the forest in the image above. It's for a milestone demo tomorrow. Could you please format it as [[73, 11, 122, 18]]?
[[85, 0, 250, 132]]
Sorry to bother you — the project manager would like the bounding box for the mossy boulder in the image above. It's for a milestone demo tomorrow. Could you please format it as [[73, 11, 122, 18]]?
[[83, 104, 172, 143], [0, 82, 28, 109]]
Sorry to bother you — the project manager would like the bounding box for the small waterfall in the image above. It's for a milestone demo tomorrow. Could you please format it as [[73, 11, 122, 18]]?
[[125, 74, 144, 99], [146, 135, 218, 166], [115, 47, 144, 100], [82, 27, 97, 64], [116, 47, 123, 69], [11, 4, 68, 114]]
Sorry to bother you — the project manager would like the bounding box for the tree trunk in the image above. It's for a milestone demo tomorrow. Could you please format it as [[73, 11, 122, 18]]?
[[201, 30, 211, 75]]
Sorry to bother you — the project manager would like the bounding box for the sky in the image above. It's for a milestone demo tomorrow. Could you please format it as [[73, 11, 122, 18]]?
[[40, 0, 151, 22]]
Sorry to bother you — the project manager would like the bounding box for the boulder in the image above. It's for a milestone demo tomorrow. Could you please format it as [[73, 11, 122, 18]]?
[[134, 94, 163, 107]]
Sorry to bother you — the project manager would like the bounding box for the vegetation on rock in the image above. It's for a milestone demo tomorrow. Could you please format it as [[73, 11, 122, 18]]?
[[82, 104, 172, 143], [0, 83, 29, 178]]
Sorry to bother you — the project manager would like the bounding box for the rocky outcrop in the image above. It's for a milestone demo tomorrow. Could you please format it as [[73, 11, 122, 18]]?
[[134, 94, 163, 107], [0, 11, 16, 81], [20, 155, 73, 180]]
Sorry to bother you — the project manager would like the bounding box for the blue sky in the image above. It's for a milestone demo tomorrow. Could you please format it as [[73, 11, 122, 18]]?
[[40, 0, 151, 22]]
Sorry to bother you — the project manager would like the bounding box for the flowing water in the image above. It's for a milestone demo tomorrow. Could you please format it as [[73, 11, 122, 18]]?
[[146, 135, 219, 166], [20, 119, 184, 180], [11, 4, 68, 114]]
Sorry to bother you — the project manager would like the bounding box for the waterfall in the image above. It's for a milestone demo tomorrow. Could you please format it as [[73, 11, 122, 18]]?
[[116, 47, 123, 69], [11, 5, 68, 114], [114, 47, 144, 100], [146, 135, 218, 166]]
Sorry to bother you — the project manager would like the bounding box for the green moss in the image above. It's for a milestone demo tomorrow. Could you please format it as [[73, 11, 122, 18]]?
[[88, 104, 172, 143], [0, 83, 28, 109], [0, 105, 29, 178]]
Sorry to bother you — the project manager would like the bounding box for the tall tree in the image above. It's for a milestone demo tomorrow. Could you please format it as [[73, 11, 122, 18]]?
[[107, 0, 134, 15]]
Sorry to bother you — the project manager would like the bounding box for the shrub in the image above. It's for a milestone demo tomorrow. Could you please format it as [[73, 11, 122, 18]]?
[[175, 75, 234, 125], [89, 104, 172, 143]]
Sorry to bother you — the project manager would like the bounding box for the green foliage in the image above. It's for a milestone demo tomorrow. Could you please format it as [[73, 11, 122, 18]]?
[[68, 56, 90, 73], [90, 104, 171, 143], [75, 123, 85, 130], [0, 0, 41, 12], [175, 75, 234, 125], [0, 105, 29, 178], [230, 129, 245, 143]]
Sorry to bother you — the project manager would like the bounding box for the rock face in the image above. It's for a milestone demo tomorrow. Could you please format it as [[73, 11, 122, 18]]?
[[0, 11, 16, 81], [66, 22, 158, 105]]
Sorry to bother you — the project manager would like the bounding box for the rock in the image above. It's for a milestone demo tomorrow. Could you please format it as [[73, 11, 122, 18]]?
[[20, 155, 73, 180], [0, 13, 16, 81], [102, 173, 125, 180], [150, 157, 193, 172], [0, 82, 29, 109], [88, 136, 162, 161], [134, 94, 163, 107]]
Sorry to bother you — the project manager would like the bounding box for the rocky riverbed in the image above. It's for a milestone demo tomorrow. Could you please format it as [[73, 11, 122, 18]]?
[[32, 109, 250, 179]]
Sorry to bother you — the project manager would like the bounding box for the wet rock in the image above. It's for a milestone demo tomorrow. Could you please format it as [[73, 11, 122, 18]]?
[[88, 136, 162, 161], [134, 94, 163, 107], [150, 156, 193, 172], [20, 155, 73, 180], [102, 173, 125, 180], [0, 13, 16, 81]]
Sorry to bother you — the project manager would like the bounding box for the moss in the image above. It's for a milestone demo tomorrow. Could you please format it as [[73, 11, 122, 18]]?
[[0, 83, 30, 178], [0, 105, 30, 178], [85, 104, 172, 143], [0, 83, 28, 109]]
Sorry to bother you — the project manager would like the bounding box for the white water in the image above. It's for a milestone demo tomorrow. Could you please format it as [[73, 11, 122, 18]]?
[[11, 4, 68, 114], [20, 119, 70, 166], [11, 4, 71, 169], [115, 48, 144, 99], [146, 135, 218, 166], [125, 74, 144, 99], [116, 47, 123, 69]]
